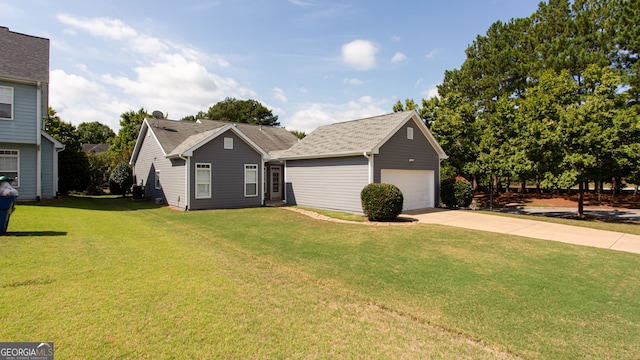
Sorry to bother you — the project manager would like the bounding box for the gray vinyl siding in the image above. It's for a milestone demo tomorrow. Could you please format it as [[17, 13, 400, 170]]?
[[41, 135, 54, 198], [133, 128, 187, 209], [285, 156, 369, 213], [190, 130, 262, 210], [0, 81, 37, 144], [374, 121, 441, 206]]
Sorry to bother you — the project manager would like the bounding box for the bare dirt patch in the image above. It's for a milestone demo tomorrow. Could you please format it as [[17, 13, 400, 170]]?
[[475, 191, 640, 210]]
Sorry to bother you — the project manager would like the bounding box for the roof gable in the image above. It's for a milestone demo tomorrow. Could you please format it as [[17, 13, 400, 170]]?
[[278, 111, 447, 160], [130, 118, 298, 164]]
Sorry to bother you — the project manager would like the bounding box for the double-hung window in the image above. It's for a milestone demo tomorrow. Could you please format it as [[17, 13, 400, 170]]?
[[195, 163, 211, 199], [0, 86, 13, 120], [0, 150, 19, 187], [244, 164, 258, 197]]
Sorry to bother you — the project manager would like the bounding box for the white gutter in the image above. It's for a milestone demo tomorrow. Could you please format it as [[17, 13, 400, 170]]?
[[179, 155, 190, 211], [363, 151, 373, 184], [36, 82, 42, 201], [279, 149, 374, 161]]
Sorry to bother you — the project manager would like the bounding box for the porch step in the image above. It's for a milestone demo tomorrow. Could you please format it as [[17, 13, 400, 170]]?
[[265, 200, 286, 207]]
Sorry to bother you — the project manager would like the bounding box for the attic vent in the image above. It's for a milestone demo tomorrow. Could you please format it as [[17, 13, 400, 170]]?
[[152, 110, 164, 119]]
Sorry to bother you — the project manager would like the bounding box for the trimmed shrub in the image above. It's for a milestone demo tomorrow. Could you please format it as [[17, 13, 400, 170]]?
[[109, 162, 133, 196], [360, 183, 404, 221], [441, 176, 474, 208]]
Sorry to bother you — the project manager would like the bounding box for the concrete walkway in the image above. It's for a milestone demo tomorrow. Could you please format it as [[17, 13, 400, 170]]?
[[404, 208, 640, 255]]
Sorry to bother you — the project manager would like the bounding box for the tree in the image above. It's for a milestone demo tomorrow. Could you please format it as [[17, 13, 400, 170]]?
[[109, 108, 151, 166], [290, 130, 306, 139], [86, 152, 111, 195], [184, 97, 280, 126], [44, 108, 90, 194], [109, 162, 133, 196], [77, 121, 115, 145]]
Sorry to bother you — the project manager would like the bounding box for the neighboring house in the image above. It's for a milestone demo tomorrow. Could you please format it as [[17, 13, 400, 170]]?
[[130, 118, 298, 210], [0, 26, 64, 200], [130, 111, 447, 213], [81, 143, 110, 154], [279, 111, 447, 213]]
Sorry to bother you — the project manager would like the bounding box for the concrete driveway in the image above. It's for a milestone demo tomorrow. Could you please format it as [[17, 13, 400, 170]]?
[[404, 208, 640, 255]]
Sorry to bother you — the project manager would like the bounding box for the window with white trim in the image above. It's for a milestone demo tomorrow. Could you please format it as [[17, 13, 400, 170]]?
[[0, 86, 14, 120], [0, 149, 19, 187], [195, 163, 211, 199], [244, 164, 258, 197], [155, 170, 161, 189], [224, 137, 233, 149], [407, 127, 414, 140]]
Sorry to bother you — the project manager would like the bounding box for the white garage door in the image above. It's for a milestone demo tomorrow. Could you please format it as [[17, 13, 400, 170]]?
[[381, 169, 434, 211]]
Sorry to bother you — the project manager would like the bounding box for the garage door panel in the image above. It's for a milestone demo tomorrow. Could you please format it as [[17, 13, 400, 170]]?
[[381, 169, 434, 210]]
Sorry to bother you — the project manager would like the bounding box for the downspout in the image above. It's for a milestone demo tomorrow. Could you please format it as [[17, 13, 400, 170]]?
[[261, 157, 266, 205], [363, 151, 373, 184], [179, 155, 190, 211], [36, 82, 42, 201]]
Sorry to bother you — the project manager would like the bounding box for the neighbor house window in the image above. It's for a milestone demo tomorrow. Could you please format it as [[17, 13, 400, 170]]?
[[224, 137, 233, 149], [244, 164, 258, 197], [0, 86, 13, 120], [195, 163, 211, 199], [155, 170, 161, 189], [407, 127, 414, 140], [0, 149, 19, 187]]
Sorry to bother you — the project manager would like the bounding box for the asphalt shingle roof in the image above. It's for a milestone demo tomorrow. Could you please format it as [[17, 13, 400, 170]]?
[[278, 111, 412, 158], [0, 27, 49, 83], [146, 118, 298, 157]]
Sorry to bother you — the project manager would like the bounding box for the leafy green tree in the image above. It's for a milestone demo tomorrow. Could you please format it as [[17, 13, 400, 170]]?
[[392, 99, 419, 113], [109, 162, 133, 196], [77, 121, 115, 145], [290, 130, 306, 139], [109, 108, 151, 166], [185, 97, 279, 126], [45, 108, 90, 194], [86, 152, 111, 195]]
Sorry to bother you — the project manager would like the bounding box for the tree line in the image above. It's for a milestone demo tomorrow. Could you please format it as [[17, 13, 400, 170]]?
[[395, 0, 640, 216]]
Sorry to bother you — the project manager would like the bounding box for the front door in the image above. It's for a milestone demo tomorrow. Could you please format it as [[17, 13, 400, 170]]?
[[270, 166, 282, 200]]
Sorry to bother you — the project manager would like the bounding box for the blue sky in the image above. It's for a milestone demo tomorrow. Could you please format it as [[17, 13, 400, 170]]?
[[1, 0, 541, 133]]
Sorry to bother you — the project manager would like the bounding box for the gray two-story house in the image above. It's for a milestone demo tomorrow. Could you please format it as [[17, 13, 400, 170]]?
[[0, 26, 64, 200]]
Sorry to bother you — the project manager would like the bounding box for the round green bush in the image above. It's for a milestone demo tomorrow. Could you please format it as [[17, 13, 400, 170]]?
[[109, 162, 133, 196], [440, 176, 474, 208], [360, 183, 404, 221]]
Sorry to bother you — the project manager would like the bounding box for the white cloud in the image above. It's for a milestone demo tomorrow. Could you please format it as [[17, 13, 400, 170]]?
[[51, 14, 247, 128], [288, 0, 316, 6], [50, 69, 128, 130], [343, 78, 363, 85], [415, 78, 424, 88], [273, 87, 288, 102], [57, 14, 137, 40], [102, 53, 253, 119], [425, 48, 441, 60], [391, 52, 407, 63], [421, 85, 440, 99], [284, 97, 386, 133], [341, 39, 378, 71]]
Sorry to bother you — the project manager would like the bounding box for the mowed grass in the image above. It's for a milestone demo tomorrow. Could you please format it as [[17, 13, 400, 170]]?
[[0, 198, 638, 359]]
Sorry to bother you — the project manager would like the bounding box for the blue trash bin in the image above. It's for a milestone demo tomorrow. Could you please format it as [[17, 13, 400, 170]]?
[[0, 195, 16, 235]]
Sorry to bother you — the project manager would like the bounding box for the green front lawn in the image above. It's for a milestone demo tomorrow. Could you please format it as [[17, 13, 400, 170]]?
[[1, 197, 638, 358]]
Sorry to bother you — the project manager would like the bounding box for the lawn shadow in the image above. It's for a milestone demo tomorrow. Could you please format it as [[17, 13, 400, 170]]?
[[2, 231, 68, 237], [15, 195, 162, 212]]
